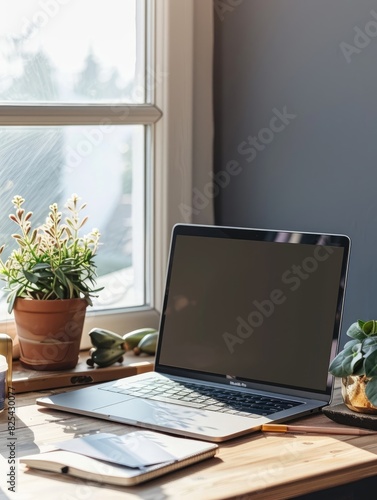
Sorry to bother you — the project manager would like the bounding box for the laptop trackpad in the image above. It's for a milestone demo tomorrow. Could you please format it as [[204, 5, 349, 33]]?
[[96, 398, 254, 438], [38, 386, 134, 412]]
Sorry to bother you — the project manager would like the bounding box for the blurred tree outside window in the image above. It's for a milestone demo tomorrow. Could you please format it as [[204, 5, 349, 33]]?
[[0, 0, 159, 319]]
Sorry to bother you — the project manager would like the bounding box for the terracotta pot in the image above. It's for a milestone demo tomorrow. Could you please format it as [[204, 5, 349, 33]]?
[[14, 298, 88, 371], [341, 375, 377, 414]]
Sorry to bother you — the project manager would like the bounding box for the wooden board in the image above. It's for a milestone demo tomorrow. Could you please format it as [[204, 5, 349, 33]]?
[[11, 350, 154, 393]]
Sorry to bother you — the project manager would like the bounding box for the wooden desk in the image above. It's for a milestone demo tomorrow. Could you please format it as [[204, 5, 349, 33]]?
[[1, 384, 377, 499]]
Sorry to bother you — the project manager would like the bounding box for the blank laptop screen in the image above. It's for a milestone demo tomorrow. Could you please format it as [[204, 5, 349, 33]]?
[[156, 226, 349, 395]]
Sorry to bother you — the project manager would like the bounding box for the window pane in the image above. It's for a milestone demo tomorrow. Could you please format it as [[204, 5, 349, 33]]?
[[0, 125, 146, 317], [0, 0, 145, 103]]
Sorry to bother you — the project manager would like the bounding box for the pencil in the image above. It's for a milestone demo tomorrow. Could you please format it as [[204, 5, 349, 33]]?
[[261, 424, 377, 436]]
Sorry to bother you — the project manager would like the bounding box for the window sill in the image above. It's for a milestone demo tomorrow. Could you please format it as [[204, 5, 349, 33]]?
[[0, 306, 160, 360], [12, 348, 154, 394]]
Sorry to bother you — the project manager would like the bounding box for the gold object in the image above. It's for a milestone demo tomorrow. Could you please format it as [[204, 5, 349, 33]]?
[[341, 375, 377, 414], [0, 333, 12, 392]]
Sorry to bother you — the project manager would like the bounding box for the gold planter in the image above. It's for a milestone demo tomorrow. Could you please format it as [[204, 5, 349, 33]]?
[[341, 375, 377, 414]]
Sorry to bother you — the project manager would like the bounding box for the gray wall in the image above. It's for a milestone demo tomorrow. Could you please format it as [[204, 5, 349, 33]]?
[[214, 0, 377, 344]]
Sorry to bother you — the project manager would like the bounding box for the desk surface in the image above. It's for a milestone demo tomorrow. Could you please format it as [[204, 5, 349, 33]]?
[[1, 384, 377, 500]]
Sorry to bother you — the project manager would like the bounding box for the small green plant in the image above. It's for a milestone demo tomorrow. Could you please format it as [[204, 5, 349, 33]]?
[[0, 194, 102, 313], [329, 319, 377, 406]]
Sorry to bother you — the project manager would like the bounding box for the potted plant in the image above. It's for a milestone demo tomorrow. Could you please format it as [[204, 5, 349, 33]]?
[[0, 194, 102, 370], [329, 319, 377, 413]]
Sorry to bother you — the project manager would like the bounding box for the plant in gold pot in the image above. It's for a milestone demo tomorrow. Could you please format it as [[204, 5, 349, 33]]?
[[0, 194, 102, 371], [329, 319, 377, 413]]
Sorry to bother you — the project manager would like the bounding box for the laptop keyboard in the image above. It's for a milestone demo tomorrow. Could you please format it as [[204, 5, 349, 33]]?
[[99, 378, 302, 418]]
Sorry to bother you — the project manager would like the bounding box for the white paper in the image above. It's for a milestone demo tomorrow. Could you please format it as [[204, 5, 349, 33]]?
[[56, 432, 176, 468]]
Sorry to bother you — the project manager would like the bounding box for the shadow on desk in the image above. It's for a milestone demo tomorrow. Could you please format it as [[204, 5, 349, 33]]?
[[0, 413, 37, 458], [294, 475, 377, 499]]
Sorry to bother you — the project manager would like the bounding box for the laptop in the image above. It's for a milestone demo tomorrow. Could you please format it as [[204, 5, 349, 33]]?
[[37, 224, 350, 442]]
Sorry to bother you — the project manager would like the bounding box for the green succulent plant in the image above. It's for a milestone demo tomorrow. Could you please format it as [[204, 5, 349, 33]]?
[[0, 194, 102, 313], [329, 319, 377, 406]]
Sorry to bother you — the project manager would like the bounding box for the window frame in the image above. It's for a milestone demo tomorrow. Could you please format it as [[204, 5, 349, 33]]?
[[0, 0, 198, 349]]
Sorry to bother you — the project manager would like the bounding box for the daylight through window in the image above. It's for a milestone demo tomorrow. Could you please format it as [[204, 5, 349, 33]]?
[[0, 0, 160, 321]]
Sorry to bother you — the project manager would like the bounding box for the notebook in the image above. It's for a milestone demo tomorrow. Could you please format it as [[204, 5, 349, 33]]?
[[20, 430, 218, 486], [37, 224, 351, 442]]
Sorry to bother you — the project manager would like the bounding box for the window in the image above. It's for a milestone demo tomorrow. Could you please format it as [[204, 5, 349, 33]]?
[[0, 0, 162, 341], [0, 0, 210, 348]]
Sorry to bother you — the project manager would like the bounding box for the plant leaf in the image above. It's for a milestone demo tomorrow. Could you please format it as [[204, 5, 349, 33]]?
[[23, 269, 40, 284], [346, 321, 366, 340], [7, 289, 18, 314], [362, 320, 377, 336], [32, 263, 50, 271], [350, 349, 364, 372], [362, 338, 377, 356], [365, 377, 377, 407], [54, 284, 66, 299], [364, 349, 377, 377], [329, 343, 363, 376], [353, 359, 365, 376], [343, 339, 360, 350]]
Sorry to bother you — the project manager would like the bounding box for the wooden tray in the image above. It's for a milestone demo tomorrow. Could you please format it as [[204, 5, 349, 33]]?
[[12, 350, 154, 393]]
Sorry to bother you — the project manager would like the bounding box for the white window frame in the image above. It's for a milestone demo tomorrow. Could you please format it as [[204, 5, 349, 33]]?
[[0, 0, 214, 351]]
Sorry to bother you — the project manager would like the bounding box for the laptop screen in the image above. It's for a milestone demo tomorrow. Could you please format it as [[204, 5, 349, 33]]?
[[156, 225, 350, 396]]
